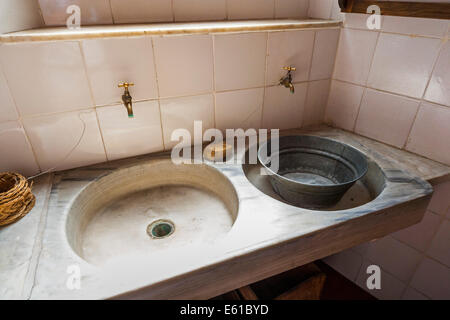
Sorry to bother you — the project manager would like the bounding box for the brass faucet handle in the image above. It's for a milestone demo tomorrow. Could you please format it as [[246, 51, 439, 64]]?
[[118, 82, 134, 88], [282, 66, 296, 71]]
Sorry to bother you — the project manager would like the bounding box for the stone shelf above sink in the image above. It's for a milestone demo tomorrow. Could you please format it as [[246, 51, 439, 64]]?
[[0, 19, 342, 43]]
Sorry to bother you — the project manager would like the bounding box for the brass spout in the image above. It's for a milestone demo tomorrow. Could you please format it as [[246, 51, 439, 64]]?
[[279, 66, 296, 94], [118, 82, 134, 118]]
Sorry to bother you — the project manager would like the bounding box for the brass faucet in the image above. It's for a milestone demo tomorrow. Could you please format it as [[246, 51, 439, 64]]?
[[118, 82, 134, 118], [279, 66, 296, 94]]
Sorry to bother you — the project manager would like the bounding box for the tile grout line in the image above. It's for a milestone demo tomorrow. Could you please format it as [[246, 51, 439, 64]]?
[[272, 0, 277, 19], [260, 31, 270, 129], [171, 0, 175, 22], [344, 26, 447, 40], [0, 77, 334, 128], [395, 213, 447, 299], [0, 58, 42, 174], [108, 0, 115, 24], [150, 36, 166, 151], [350, 27, 382, 132], [302, 29, 318, 127], [330, 78, 449, 109], [212, 35, 217, 129], [403, 38, 447, 149], [77, 40, 109, 162]]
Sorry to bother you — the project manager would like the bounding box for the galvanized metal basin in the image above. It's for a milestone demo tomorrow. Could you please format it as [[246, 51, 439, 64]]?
[[258, 135, 369, 209]]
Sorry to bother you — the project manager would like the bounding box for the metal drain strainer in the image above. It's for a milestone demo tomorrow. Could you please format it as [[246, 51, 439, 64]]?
[[147, 219, 175, 239]]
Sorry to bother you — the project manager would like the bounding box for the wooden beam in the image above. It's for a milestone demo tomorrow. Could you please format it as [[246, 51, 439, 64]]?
[[340, 1, 450, 20]]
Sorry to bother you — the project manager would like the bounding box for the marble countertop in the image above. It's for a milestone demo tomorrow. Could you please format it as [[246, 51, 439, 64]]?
[[1, 126, 448, 300]]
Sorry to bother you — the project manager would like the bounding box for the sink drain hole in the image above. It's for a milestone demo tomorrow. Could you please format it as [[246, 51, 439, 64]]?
[[147, 219, 175, 239]]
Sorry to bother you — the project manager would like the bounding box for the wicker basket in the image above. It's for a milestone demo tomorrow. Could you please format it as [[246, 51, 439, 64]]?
[[0, 172, 35, 226]]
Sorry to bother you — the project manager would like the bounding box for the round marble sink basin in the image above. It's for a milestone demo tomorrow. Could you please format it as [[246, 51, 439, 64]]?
[[66, 159, 239, 265]]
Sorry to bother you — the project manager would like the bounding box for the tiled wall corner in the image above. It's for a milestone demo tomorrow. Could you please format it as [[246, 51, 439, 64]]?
[[325, 80, 364, 131], [323, 11, 450, 299]]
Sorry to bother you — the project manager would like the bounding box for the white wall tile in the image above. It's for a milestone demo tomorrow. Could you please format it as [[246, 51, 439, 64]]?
[[275, 0, 309, 19], [0, 121, 39, 177], [303, 79, 330, 127], [266, 30, 315, 86], [215, 88, 263, 131], [22, 110, 106, 171], [382, 16, 448, 38], [334, 29, 379, 85], [153, 35, 213, 98], [406, 102, 450, 166], [392, 211, 442, 252], [367, 33, 441, 99], [325, 80, 364, 131], [82, 37, 158, 106], [425, 42, 450, 107], [96, 101, 164, 161], [310, 28, 340, 81], [365, 236, 422, 283], [38, 0, 112, 26], [214, 33, 267, 91], [0, 42, 92, 116], [110, 0, 173, 23], [428, 220, 450, 267], [410, 258, 450, 300], [227, 0, 275, 20], [356, 258, 406, 300], [428, 182, 450, 216], [173, 0, 226, 22], [0, 67, 18, 122], [323, 248, 363, 281], [160, 94, 214, 149], [355, 89, 420, 148], [262, 83, 307, 130], [308, 0, 334, 19]]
